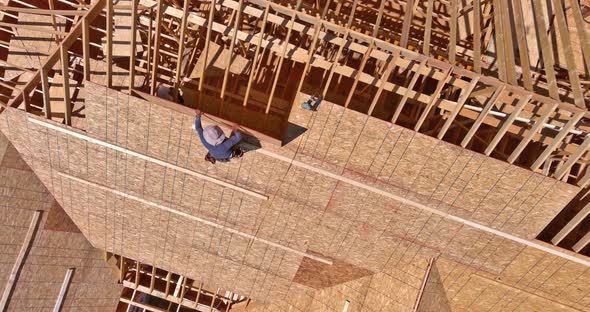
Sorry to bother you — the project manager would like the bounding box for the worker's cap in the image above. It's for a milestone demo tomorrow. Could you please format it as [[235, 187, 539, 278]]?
[[203, 125, 226, 146]]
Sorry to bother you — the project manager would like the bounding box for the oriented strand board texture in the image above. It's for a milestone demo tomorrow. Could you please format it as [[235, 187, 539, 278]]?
[[0, 132, 122, 312], [0, 85, 588, 311]]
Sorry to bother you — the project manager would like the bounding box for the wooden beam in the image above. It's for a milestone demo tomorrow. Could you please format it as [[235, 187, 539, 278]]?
[[129, 0, 138, 91], [41, 68, 51, 119], [344, 42, 373, 108], [508, 103, 559, 164], [120, 298, 167, 312], [437, 76, 480, 139], [106, 0, 113, 88], [551, 0, 585, 108], [134, 262, 140, 288], [0, 6, 86, 15], [391, 59, 427, 123], [422, 0, 434, 56], [472, 0, 481, 73], [0, 210, 41, 311], [119, 256, 126, 282], [400, 0, 414, 48], [243, 2, 270, 107], [149, 266, 156, 293], [367, 53, 399, 116], [82, 17, 90, 81], [498, 0, 517, 85], [221, 0, 243, 100], [491, 0, 507, 81], [150, 0, 164, 94], [449, 0, 458, 64], [570, 0, 590, 75], [199, 0, 216, 92], [165, 272, 172, 296], [60, 45, 72, 126], [511, 0, 533, 90], [532, 0, 559, 99], [415, 66, 453, 131], [209, 288, 219, 312], [294, 17, 322, 99], [267, 1, 301, 113], [52, 268, 74, 312], [484, 94, 532, 155], [372, 0, 386, 37], [531, 112, 585, 171], [555, 135, 590, 180], [551, 202, 590, 245], [193, 282, 203, 309], [573, 231, 590, 252], [460, 84, 506, 147]]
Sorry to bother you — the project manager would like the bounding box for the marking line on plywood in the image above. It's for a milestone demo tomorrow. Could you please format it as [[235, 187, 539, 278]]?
[[58, 172, 333, 265], [28, 117, 268, 200], [254, 149, 590, 268]]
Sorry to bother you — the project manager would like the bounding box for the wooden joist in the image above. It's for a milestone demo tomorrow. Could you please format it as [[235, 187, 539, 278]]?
[[484, 94, 532, 156], [554, 135, 590, 180], [392, 59, 427, 123], [460, 84, 506, 147], [511, 0, 533, 90], [532, 0, 559, 99], [531, 112, 585, 171], [399, 0, 414, 48], [507, 103, 559, 164], [149, 0, 163, 94], [438, 76, 480, 139], [552, 202, 590, 245], [551, 0, 585, 108]]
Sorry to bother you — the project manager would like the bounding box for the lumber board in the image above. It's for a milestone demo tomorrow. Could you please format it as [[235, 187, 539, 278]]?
[[460, 84, 506, 147], [52, 268, 74, 312], [551, 0, 585, 108], [555, 135, 590, 180], [507, 103, 559, 163], [531, 0, 559, 99], [531, 112, 585, 171], [400, 0, 414, 48], [392, 59, 427, 123], [484, 94, 532, 155], [511, 0, 533, 90], [570, 0, 590, 74], [573, 231, 590, 252], [552, 202, 590, 245], [438, 77, 480, 139], [0, 210, 42, 311], [422, 0, 434, 56], [472, 0, 481, 72]]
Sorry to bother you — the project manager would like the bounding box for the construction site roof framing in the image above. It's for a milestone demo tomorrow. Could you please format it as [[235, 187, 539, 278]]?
[[1, 0, 590, 311]]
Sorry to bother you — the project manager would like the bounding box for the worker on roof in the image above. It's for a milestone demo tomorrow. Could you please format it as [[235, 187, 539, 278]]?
[[194, 109, 243, 164]]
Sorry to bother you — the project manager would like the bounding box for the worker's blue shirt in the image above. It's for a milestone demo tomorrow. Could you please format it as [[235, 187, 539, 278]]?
[[195, 116, 241, 160]]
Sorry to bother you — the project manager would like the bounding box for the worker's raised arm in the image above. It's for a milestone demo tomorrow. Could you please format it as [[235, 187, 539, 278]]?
[[194, 110, 203, 132]]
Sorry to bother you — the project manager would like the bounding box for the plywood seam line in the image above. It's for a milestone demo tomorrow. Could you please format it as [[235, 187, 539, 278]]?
[[57, 171, 333, 265], [252, 149, 590, 267], [27, 117, 269, 200]]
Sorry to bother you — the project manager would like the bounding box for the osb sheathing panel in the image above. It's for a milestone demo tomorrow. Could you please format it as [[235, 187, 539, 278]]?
[[0, 85, 587, 309], [436, 255, 588, 312], [0, 132, 121, 312]]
